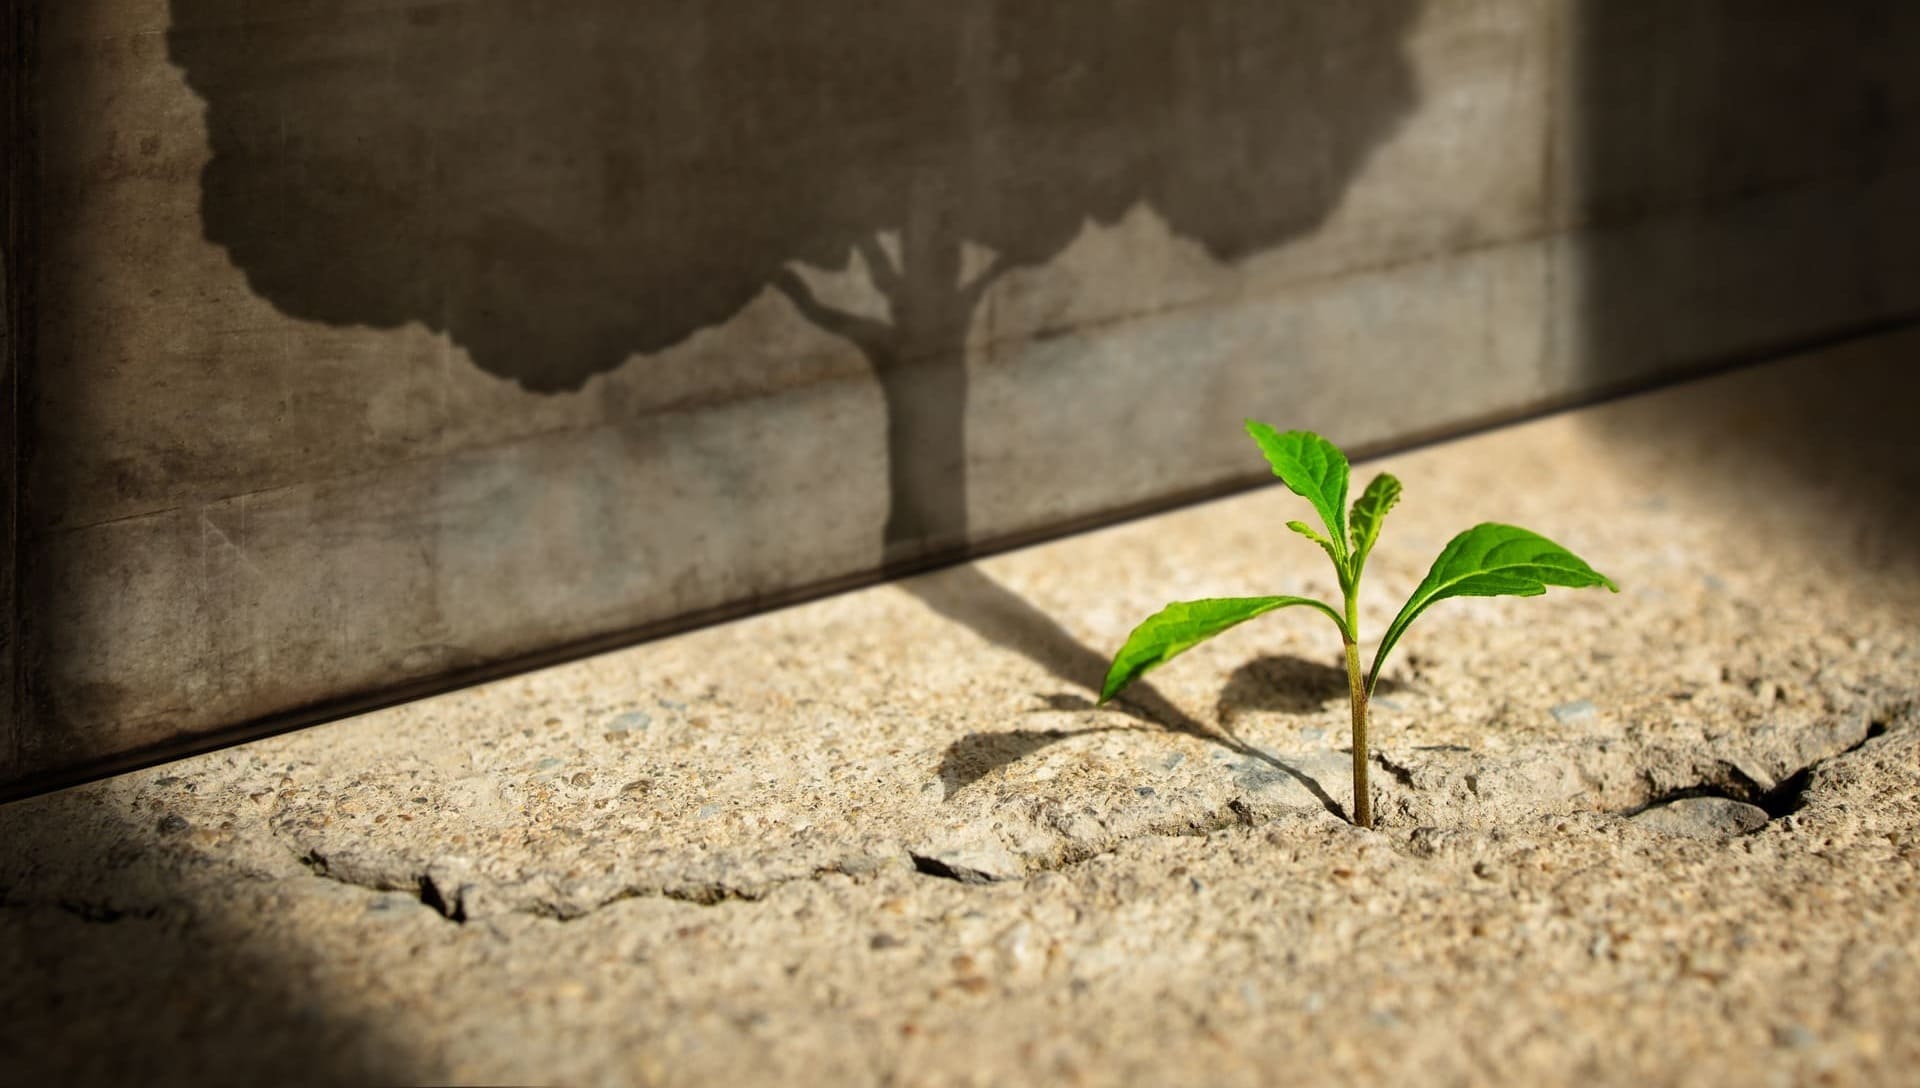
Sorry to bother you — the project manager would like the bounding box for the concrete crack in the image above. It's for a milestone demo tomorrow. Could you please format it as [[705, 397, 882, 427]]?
[[271, 706, 1912, 925], [284, 803, 1288, 922], [1620, 710, 1898, 819], [1372, 752, 1418, 789], [0, 892, 164, 925]]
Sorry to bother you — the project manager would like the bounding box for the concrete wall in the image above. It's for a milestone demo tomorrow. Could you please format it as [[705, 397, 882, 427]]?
[[7, 0, 1920, 790]]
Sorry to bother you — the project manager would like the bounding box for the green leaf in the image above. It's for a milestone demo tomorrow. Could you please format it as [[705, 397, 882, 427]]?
[[1286, 519, 1329, 547], [1101, 596, 1347, 704], [1287, 519, 1342, 570], [1244, 423, 1350, 565], [1348, 472, 1402, 575], [1367, 523, 1617, 694]]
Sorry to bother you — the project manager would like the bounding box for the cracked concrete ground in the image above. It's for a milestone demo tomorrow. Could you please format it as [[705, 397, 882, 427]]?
[[5, 334, 1920, 1085]]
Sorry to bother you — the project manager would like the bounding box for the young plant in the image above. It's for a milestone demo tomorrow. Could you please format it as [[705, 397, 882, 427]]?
[[1100, 423, 1616, 829]]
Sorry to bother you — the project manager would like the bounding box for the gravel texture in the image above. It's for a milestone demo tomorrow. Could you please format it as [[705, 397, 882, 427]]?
[[4, 337, 1919, 1086]]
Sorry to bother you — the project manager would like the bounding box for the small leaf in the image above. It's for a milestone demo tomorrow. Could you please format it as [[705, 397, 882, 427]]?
[[1244, 423, 1350, 564], [1368, 523, 1617, 694], [1286, 519, 1343, 571], [1102, 596, 1346, 704], [1286, 519, 1329, 547], [1348, 472, 1402, 573]]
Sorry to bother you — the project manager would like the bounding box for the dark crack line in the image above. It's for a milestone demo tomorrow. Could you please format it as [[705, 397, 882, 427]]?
[[909, 853, 989, 883], [54, 899, 163, 924], [287, 803, 1318, 920], [294, 852, 874, 924], [416, 871, 464, 921], [1372, 752, 1418, 790], [0, 893, 165, 925]]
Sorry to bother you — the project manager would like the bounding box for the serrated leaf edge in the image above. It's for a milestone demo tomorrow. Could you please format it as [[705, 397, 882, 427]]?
[[1348, 472, 1402, 578], [1243, 421, 1351, 566]]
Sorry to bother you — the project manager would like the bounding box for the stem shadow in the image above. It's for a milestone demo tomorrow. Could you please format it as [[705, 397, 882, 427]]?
[[908, 565, 1344, 818]]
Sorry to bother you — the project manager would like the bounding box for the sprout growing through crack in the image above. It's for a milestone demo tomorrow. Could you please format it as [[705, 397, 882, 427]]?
[[1100, 424, 1617, 828]]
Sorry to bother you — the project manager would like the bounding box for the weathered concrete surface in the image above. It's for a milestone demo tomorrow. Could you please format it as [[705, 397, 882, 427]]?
[[15, 1, 1920, 783], [4, 339, 1919, 1084]]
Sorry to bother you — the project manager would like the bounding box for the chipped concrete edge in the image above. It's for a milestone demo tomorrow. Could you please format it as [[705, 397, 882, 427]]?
[[275, 706, 1903, 929], [287, 796, 1313, 927]]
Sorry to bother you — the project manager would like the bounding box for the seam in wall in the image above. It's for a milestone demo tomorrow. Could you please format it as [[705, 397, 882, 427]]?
[[1, 0, 39, 780]]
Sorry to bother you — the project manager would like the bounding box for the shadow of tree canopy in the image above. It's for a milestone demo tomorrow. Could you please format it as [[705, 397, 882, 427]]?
[[168, 0, 1419, 564]]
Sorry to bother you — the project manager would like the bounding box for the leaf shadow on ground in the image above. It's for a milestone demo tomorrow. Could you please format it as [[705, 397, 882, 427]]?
[[914, 566, 1343, 815], [1216, 654, 1405, 722]]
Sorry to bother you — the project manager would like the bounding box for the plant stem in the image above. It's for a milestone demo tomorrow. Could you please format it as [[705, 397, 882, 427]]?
[[1343, 592, 1372, 829], [1343, 638, 1372, 828]]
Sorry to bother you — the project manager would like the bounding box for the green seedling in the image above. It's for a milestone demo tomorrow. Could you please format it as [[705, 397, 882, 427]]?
[[1100, 424, 1617, 829]]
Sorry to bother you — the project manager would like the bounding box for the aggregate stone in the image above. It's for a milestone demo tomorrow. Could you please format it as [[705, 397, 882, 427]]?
[[3, 344, 1919, 1085], [1630, 796, 1772, 837]]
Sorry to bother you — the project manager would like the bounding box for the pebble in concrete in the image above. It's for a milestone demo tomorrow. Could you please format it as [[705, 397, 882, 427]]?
[[1631, 796, 1772, 837]]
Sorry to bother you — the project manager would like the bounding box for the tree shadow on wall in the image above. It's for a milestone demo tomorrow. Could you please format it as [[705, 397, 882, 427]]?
[[170, 0, 1422, 822], [168, 0, 1420, 569]]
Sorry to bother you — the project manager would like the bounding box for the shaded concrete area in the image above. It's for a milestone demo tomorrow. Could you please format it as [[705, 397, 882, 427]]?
[[4, 337, 1918, 1084], [1574, 0, 1920, 393], [0, 792, 427, 1084]]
